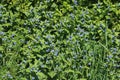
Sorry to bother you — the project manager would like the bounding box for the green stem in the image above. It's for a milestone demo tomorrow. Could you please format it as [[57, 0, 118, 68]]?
[[105, 21, 108, 48]]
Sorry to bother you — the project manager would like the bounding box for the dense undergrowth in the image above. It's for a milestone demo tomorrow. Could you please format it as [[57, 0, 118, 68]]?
[[0, 0, 120, 80]]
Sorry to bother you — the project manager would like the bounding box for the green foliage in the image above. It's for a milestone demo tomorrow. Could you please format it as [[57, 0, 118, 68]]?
[[0, 0, 120, 80]]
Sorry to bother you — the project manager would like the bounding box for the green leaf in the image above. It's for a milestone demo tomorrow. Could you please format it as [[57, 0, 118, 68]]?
[[0, 46, 3, 51], [80, 78, 87, 80], [48, 71, 56, 78], [64, 69, 74, 73], [37, 72, 47, 79]]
